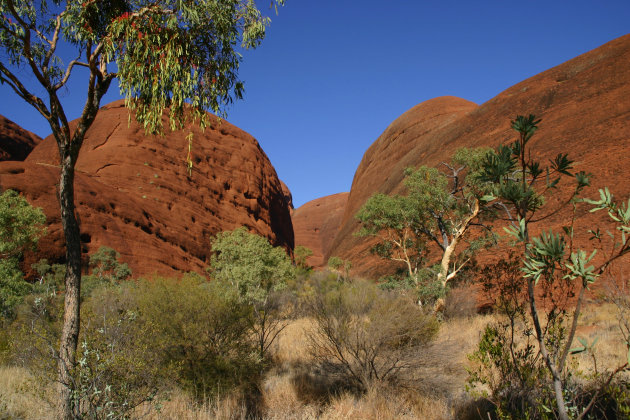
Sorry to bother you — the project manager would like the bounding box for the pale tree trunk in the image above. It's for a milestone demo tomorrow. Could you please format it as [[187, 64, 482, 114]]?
[[527, 278, 569, 420], [436, 199, 479, 288]]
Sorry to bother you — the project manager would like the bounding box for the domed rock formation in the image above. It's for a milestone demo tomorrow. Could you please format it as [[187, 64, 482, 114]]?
[[0, 115, 41, 161], [1, 100, 293, 278], [327, 34, 630, 279], [292, 192, 349, 268], [279, 180, 294, 213]]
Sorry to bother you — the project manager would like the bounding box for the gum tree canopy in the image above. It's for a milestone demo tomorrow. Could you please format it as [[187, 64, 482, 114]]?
[[0, 0, 284, 417]]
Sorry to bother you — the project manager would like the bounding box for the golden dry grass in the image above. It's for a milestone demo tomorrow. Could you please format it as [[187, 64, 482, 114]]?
[[0, 365, 54, 419], [1, 299, 626, 420], [571, 301, 630, 375], [139, 390, 249, 420], [260, 314, 495, 420], [272, 317, 313, 365]]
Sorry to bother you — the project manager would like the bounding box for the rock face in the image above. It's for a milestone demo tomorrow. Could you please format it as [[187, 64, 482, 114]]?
[[292, 192, 349, 268], [0, 115, 41, 161], [327, 34, 630, 279], [0, 100, 293, 278], [279, 180, 294, 213]]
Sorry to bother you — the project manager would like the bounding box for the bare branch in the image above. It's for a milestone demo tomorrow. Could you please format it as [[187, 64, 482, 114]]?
[[0, 62, 51, 120], [43, 12, 65, 68], [54, 58, 90, 91]]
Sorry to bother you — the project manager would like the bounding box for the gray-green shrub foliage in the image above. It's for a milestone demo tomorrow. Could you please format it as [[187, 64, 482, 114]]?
[[308, 279, 439, 392]]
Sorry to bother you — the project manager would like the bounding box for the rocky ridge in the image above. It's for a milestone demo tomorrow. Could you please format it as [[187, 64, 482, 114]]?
[[0, 115, 41, 161], [0, 100, 294, 277], [322, 34, 630, 279]]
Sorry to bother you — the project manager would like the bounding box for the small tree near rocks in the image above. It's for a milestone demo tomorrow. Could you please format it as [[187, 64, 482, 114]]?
[[356, 148, 495, 304], [294, 245, 314, 271], [210, 227, 295, 360], [470, 115, 630, 420]]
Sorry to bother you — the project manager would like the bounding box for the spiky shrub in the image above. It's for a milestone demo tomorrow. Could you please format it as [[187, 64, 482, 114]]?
[[468, 115, 630, 420]]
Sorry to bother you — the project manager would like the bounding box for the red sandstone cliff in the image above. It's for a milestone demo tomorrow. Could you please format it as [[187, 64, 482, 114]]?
[[0, 115, 41, 161], [0, 100, 293, 277], [292, 192, 349, 268], [327, 34, 630, 279]]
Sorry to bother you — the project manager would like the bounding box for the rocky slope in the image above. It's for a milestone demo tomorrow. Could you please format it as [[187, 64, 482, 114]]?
[[292, 192, 349, 268], [0, 115, 41, 161], [1, 100, 293, 277], [327, 34, 630, 279]]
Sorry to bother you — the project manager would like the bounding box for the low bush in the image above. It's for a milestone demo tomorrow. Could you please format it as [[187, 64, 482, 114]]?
[[132, 276, 261, 399], [307, 279, 439, 392]]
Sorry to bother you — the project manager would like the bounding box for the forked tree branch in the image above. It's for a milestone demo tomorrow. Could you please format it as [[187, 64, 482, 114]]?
[[0, 62, 51, 119]]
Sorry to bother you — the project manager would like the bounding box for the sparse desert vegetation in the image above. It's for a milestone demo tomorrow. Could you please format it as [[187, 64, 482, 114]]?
[[1, 2, 629, 418], [1, 276, 628, 419], [1, 113, 630, 419]]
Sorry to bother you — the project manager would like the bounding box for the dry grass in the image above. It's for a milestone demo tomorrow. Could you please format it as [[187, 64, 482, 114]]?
[[139, 390, 249, 420], [571, 301, 630, 375], [0, 315, 495, 420], [0, 365, 54, 419], [260, 314, 495, 420], [319, 387, 450, 420], [2, 299, 626, 420], [272, 317, 313, 365]]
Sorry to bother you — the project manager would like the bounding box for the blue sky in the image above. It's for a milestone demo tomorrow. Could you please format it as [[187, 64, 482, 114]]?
[[2, 1, 629, 208]]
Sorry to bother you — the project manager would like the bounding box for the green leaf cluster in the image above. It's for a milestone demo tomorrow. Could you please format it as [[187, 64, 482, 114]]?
[[209, 227, 294, 304], [82, 246, 132, 298], [294, 245, 313, 270], [0, 189, 46, 259], [356, 147, 493, 288], [0, 190, 46, 318], [1, 0, 285, 149]]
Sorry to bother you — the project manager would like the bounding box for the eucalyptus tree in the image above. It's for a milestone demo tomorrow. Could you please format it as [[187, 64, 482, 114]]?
[[210, 227, 294, 360], [356, 148, 494, 295], [0, 1, 284, 417]]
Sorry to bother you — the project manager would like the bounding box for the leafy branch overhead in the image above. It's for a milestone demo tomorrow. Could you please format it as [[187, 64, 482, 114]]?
[[1, 0, 283, 132]]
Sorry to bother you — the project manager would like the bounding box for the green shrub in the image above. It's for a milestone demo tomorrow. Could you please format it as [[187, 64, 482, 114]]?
[[72, 284, 161, 419], [133, 276, 260, 398], [81, 246, 132, 299], [210, 227, 295, 360], [0, 190, 46, 318]]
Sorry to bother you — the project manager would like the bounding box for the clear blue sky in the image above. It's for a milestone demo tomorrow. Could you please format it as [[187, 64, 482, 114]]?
[[1, 1, 629, 208]]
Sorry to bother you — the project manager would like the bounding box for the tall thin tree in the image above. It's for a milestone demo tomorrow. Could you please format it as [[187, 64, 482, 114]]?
[[0, 1, 284, 417]]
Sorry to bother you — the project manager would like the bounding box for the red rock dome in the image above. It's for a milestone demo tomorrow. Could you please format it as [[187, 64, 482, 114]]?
[[1, 100, 294, 278]]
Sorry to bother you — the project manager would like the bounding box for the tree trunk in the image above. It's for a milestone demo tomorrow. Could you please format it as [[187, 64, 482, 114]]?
[[436, 199, 479, 288], [527, 277, 569, 420], [57, 152, 83, 420]]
